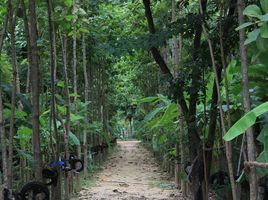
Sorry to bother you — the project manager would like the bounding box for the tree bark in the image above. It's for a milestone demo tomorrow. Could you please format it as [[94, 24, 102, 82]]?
[[142, 0, 172, 77], [0, 89, 8, 191], [205, 0, 236, 188], [171, 0, 180, 187], [237, 0, 258, 199], [0, 0, 11, 191], [177, 1, 187, 196], [142, 1, 206, 198], [0, 0, 10, 53], [46, 0, 61, 198], [7, 0, 19, 188], [28, 0, 42, 180], [82, 31, 89, 176], [21, 0, 31, 95], [72, 0, 81, 192], [198, 1, 237, 199], [61, 32, 71, 198]]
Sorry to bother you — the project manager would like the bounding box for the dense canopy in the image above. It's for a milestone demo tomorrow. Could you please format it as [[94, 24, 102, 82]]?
[[0, 0, 268, 199]]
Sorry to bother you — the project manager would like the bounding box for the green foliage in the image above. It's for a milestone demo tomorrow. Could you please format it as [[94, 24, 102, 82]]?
[[223, 102, 268, 141], [255, 124, 268, 177], [14, 126, 32, 148], [69, 131, 80, 146], [243, 5, 262, 17], [151, 103, 179, 129], [238, 2, 268, 46], [245, 29, 260, 45], [137, 95, 179, 131], [261, 0, 268, 13], [0, 54, 12, 84], [1, 0, 268, 194]]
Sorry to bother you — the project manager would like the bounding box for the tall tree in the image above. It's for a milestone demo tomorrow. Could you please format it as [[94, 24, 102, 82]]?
[[46, 0, 61, 198], [0, 0, 10, 192], [237, 0, 258, 198], [171, 0, 180, 187], [28, 0, 42, 179], [82, 30, 89, 176], [198, 1, 237, 199], [61, 32, 71, 198], [142, 0, 207, 198], [205, 0, 236, 191], [7, 0, 19, 188]]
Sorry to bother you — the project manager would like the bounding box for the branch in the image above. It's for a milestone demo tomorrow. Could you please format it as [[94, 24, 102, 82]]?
[[0, 0, 11, 55], [142, 0, 172, 76], [244, 161, 268, 169], [142, 0, 189, 115]]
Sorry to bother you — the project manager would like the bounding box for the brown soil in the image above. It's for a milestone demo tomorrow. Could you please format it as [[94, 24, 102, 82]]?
[[75, 140, 184, 200]]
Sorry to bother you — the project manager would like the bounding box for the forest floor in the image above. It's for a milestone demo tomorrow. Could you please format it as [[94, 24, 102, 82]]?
[[74, 140, 185, 200]]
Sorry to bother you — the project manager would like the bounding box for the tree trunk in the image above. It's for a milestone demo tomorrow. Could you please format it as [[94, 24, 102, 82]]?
[[7, 0, 19, 188], [21, 0, 32, 184], [28, 0, 42, 180], [237, 0, 258, 199], [0, 0, 10, 192], [61, 32, 71, 198], [72, 0, 81, 192], [142, 1, 206, 198], [0, 89, 8, 193], [21, 0, 31, 95], [171, 0, 180, 187], [177, 1, 187, 195], [82, 31, 89, 176], [0, 0, 10, 53], [46, 0, 62, 198], [205, 0, 236, 191], [198, 1, 237, 199]]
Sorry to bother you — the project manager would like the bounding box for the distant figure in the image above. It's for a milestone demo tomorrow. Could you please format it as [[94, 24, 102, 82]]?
[[121, 128, 129, 139]]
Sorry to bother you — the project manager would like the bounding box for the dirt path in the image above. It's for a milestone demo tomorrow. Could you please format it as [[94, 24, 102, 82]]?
[[76, 140, 183, 200]]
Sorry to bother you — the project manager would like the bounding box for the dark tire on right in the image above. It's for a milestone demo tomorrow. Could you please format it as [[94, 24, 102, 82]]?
[[20, 181, 49, 200], [70, 158, 84, 172]]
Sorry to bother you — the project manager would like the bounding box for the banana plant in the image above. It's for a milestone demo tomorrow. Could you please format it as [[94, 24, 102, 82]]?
[[223, 102, 268, 177], [137, 94, 179, 130], [223, 102, 268, 141], [135, 95, 179, 158]]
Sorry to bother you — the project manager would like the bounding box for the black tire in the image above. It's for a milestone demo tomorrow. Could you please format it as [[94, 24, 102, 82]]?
[[20, 181, 49, 200], [70, 158, 84, 172]]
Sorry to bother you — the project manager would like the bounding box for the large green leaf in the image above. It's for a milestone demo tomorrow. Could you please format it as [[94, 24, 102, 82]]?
[[142, 107, 165, 124], [143, 116, 161, 129], [260, 23, 268, 38], [223, 102, 268, 141], [152, 103, 179, 128], [235, 22, 254, 31], [137, 96, 159, 104], [258, 14, 268, 21], [245, 29, 260, 45], [243, 5, 262, 18], [261, 0, 268, 13], [69, 131, 80, 146], [256, 35, 268, 51]]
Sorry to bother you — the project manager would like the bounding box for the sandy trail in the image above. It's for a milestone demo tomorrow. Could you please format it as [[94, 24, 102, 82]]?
[[76, 140, 183, 200]]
